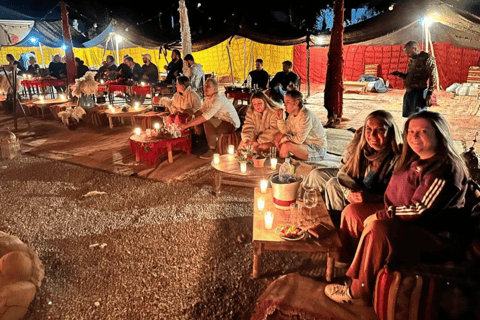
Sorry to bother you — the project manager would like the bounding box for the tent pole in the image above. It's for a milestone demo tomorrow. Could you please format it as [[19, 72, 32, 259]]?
[[115, 33, 120, 64], [324, 0, 344, 124], [227, 37, 235, 86], [38, 42, 45, 67], [427, 29, 441, 92], [307, 36, 311, 98], [243, 38, 247, 82], [60, 1, 76, 87]]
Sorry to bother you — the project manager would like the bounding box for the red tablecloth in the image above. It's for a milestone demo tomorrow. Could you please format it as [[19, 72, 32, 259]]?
[[21, 78, 67, 89], [129, 132, 191, 165], [132, 85, 152, 95]]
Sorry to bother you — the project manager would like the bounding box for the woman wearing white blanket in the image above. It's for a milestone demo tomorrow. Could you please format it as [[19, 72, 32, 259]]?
[[238, 91, 282, 152], [274, 89, 327, 161]]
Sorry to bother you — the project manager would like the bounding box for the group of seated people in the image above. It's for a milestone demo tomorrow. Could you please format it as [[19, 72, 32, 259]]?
[[297, 108, 472, 307], [157, 64, 324, 161]]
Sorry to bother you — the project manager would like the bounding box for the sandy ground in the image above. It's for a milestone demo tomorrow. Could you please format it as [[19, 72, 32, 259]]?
[[0, 87, 479, 319]]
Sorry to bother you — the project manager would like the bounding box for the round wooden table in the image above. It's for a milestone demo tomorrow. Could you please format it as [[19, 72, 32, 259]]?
[[105, 106, 148, 128], [211, 154, 279, 196]]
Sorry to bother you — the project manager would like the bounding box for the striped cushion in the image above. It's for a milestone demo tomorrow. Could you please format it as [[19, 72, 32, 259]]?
[[216, 131, 241, 155], [467, 66, 480, 83], [365, 64, 379, 76]]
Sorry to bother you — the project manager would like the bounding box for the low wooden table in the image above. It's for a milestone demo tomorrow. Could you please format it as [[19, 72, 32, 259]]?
[[32, 98, 71, 119], [211, 154, 278, 196], [129, 131, 191, 165], [344, 81, 367, 94], [105, 106, 148, 128], [252, 187, 341, 282]]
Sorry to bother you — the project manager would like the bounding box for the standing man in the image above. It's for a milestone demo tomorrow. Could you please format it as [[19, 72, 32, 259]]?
[[163, 49, 183, 84], [141, 53, 159, 84], [183, 54, 204, 91], [244, 58, 270, 90], [391, 41, 437, 118]]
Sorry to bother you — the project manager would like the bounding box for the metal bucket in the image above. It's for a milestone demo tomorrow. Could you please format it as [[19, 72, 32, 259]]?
[[270, 174, 303, 210]]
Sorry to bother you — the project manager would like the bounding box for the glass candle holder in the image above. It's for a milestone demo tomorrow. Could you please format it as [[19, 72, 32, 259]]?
[[154, 122, 160, 132], [264, 211, 274, 229], [260, 180, 268, 193], [134, 127, 141, 136], [228, 145, 235, 154], [39, 96, 45, 102], [59, 94, 66, 100], [257, 197, 265, 211], [270, 158, 278, 170], [213, 153, 220, 164], [240, 161, 247, 173]]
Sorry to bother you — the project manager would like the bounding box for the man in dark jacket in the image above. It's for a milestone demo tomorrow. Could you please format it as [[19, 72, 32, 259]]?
[[163, 49, 183, 84], [391, 41, 437, 117], [244, 58, 270, 89], [141, 53, 159, 84]]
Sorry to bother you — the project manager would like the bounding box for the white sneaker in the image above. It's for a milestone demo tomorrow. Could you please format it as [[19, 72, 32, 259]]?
[[324, 283, 365, 305]]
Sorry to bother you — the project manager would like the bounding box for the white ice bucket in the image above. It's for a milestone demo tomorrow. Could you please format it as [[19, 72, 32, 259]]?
[[270, 174, 303, 210]]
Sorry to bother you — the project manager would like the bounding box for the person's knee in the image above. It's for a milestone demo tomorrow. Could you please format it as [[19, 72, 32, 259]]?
[[279, 143, 290, 158], [341, 203, 365, 222], [364, 219, 392, 238]]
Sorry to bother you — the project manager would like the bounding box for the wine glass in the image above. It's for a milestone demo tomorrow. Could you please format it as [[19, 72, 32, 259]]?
[[303, 189, 318, 222]]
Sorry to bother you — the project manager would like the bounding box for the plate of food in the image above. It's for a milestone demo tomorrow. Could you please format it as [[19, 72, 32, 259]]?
[[276, 225, 306, 241]]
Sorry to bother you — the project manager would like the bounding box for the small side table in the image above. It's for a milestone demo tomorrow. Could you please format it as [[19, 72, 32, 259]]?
[[252, 187, 341, 282]]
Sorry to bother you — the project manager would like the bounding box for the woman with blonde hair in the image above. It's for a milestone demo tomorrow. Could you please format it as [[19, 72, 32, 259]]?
[[326, 111, 469, 305], [237, 91, 282, 152], [304, 110, 402, 226]]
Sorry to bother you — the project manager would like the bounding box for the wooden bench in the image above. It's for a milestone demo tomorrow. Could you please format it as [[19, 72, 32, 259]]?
[[344, 81, 368, 94]]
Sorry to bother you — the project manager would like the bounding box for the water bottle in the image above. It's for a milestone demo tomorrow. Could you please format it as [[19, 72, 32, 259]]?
[[278, 158, 293, 183]]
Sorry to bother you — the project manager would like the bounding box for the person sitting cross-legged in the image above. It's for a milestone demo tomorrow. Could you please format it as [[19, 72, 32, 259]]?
[[274, 90, 326, 161], [325, 111, 470, 306], [237, 91, 282, 153]]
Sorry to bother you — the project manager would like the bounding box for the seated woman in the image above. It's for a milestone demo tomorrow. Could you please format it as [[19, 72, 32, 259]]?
[[237, 91, 282, 152], [159, 76, 202, 124], [325, 111, 469, 305], [303, 110, 402, 226], [274, 90, 327, 161], [179, 78, 241, 159]]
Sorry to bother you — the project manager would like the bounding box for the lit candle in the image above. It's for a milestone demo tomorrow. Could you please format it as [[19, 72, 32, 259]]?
[[141, 82, 146, 86], [260, 180, 268, 193], [59, 94, 66, 100], [228, 144, 235, 154], [213, 153, 220, 164], [134, 127, 141, 136], [257, 198, 265, 211], [264, 211, 274, 229], [270, 158, 278, 170], [100, 79, 105, 84], [39, 95, 44, 102], [154, 122, 160, 132], [27, 74, 32, 79], [134, 102, 140, 110], [240, 161, 247, 173]]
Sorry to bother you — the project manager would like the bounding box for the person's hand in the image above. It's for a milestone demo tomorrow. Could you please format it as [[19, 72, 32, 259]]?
[[251, 141, 260, 147], [348, 191, 364, 203], [426, 94, 432, 106], [363, 214, 377, 228], [179, 123, 188, 131], [276, 109, 284, 120]]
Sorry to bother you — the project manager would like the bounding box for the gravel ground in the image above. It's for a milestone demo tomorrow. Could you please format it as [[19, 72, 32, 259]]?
[[0, 155, 326, 320]]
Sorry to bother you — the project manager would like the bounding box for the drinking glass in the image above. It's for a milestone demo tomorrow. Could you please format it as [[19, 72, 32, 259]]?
[[270, 146, 276, 159], [289, 202, 302, 227], [303, 189, 318, 222]]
